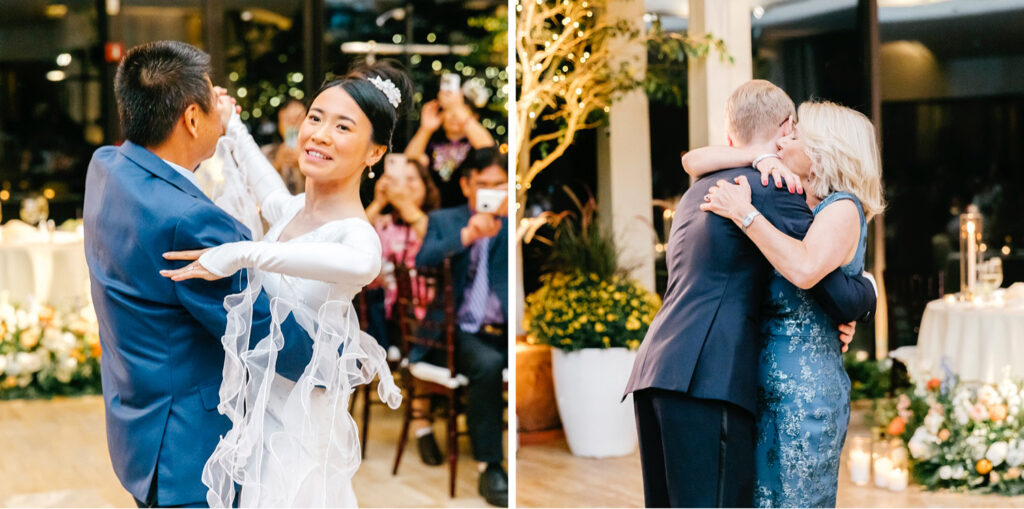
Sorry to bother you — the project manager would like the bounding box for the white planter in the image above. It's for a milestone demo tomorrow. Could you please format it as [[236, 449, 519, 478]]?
[[551, 347, 638, 458]]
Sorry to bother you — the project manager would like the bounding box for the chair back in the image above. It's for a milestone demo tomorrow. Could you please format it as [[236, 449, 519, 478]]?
[[393, 258, 457, 376]]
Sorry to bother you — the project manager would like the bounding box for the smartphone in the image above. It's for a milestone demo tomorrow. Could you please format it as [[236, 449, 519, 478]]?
[[284, 127, 299, 148], [475, 188, 507, 214], [384, 153, 407, 176], [440, 73, 461, 93]]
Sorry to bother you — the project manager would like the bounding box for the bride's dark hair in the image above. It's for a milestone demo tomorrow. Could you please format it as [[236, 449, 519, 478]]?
[[310, 59, 413, 151]]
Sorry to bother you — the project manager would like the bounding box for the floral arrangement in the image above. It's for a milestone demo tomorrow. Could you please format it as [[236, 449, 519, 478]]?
[[0, 300, 102, 399], [523, 270, 661, 352], [877, 370, 1024, 495]]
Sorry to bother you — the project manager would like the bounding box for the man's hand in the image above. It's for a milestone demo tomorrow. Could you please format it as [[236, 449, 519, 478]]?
[[838, 321, 856, 352], [461, 213, 502, 246]]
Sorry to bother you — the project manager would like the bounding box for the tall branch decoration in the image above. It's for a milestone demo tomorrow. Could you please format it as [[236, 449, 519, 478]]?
[[515, 0, 729, 222]]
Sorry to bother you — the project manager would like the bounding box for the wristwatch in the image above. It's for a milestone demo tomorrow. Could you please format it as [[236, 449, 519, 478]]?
[[741, 210, 762, 232]]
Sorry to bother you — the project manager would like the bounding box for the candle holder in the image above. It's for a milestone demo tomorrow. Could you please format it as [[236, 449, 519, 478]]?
[[848, 435, 872, 486], [887, 440, 910, 492], [873, 439, 892, 488], [959, 205, 983, 299]]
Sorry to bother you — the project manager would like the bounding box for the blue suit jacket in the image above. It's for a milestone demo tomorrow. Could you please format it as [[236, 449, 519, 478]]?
[[84, 142, 315, 505], [623, 167, 876, 415], [415, 205, 509, 318]]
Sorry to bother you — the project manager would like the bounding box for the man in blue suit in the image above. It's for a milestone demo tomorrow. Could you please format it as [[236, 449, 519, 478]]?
[[84, 41, 314, 508], [623, 81, 877, 507], [415, 147, 508, 507]]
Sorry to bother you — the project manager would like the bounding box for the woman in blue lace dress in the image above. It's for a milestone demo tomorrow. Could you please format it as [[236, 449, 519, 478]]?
[[693, 101, 885, 507]]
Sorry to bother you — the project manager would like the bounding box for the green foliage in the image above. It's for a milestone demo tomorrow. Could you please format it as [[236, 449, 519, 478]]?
[[524, 270, 661, 352], [644, 19, 732, 108], [844, 351, 908, 401]]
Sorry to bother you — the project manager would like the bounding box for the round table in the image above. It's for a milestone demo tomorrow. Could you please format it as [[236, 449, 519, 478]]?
[[0, 229, 90, 306], [915, 296, 1024, 383]]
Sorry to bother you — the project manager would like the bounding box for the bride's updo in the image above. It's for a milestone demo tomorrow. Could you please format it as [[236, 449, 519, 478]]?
[[310, 59, 413, 151]]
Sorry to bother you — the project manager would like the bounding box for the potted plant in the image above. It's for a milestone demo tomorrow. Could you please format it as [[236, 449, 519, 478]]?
[[523, 191, 661, 457]]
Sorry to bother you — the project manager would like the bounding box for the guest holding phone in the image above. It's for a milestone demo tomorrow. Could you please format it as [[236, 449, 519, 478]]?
[[415, 146, 509, 507], [260, 98, 307, 194], [405, 73, 495, 207]]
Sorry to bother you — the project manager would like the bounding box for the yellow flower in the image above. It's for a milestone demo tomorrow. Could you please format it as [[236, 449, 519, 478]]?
[[20, 329, 40, 349], [594, 322, 606, 333], [602, 336, 611, 347], [626, 317, 642, 331], [627, 339, 640, 350], [606, 313, 618, 321]]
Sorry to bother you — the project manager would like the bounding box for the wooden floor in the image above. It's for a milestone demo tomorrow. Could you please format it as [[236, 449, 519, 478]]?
[[516, 406, 1024, 508], [0, 394, 503, 508]]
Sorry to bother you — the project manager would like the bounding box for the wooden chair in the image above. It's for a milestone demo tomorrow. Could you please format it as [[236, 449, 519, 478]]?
[[390, 259, 467, 498], [351, 291, 374, 459]]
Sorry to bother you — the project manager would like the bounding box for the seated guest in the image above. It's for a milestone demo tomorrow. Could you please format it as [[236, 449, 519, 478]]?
[[415, 147, 508, 507], [364, 157, 440, 351], [405, 88, 494, 208]]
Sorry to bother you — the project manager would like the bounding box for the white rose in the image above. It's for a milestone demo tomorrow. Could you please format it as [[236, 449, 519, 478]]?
[[953, 465, 966, 479], [908, 427, 940, 460], [0, 354, 6, 375], [967, 434, 989, 460], [15, 352, 42, 374], [925, 412, 944, 434], [954, 408, 970, 426], [969, 403, 989, 422], [1007, 446, 1024, 467], [999, 380, 1018, 399], [979, 385, 1002, 406], [939, 465, 953, 480], [988, 442, 1009, 466]]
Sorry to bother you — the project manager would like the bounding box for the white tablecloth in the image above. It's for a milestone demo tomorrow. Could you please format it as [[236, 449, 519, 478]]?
[[0, 226, 90, 306], [915, 297, 1024, 383]]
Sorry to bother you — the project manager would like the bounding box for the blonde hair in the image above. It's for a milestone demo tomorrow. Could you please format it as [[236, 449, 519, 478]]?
[[724, 80, 795, 145], [798, 101, 886, 220]]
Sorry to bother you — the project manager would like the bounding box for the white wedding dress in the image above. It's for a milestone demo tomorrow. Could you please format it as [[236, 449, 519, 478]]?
[[197, 116, 401, 508]]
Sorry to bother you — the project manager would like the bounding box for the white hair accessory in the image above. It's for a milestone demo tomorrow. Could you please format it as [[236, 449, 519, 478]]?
[[368, 75, 401, 109]]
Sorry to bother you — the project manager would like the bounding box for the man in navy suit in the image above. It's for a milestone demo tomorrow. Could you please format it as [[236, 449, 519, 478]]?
[[623, 81, 877, 507], [84, 41, 314, 508], [415, 147, 508, 507]]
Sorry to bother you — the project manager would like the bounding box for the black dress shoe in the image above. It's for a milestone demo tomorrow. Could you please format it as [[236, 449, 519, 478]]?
[[417, 432, 443, 466], [478, 462, 508, 507]]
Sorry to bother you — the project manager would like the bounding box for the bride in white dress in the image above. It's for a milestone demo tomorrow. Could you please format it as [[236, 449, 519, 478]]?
[[160, 61, 411, 507]]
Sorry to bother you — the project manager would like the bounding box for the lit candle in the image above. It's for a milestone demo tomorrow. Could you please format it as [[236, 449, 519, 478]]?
[[967, 220, 976, 295], [887, 468, 909, 492], [874, 457, 892, 488], [849, 449, 871, 486]]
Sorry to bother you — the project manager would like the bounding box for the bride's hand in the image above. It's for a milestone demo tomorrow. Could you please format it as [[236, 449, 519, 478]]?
[[699, 176, 755, 224], [161, 249, 223, 281]]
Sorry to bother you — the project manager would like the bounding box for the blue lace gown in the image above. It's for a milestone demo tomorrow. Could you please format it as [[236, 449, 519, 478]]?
[[754, 192, 866, 508]]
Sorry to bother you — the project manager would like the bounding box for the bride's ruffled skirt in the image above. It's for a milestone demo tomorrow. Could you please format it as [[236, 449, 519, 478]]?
[[202, 272, 401, 508]]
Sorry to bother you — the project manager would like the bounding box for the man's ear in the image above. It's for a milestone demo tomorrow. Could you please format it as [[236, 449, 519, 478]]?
[[782, 115, 795, 137], [727, 135, 734, 147], [459, 175, 472, 198], [183, 104, 201, 139]]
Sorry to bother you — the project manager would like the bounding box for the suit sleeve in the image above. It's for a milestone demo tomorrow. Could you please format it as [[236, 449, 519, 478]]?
[[761, 189, 876, 323], [172, 204, 313, 381], [808, 270, 876, 323], [415, 210, 468, 267]]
